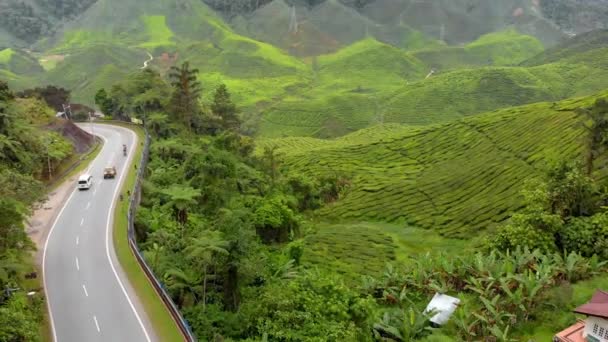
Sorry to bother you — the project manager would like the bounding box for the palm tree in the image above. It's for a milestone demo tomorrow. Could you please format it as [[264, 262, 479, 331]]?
[[185, 230, 229, 311], [0, 134, 21, 162], [147, 112, 169, 137], [161, 185, 201, 229], [163, 267, 202, 308], [169, 62, 201, 130]]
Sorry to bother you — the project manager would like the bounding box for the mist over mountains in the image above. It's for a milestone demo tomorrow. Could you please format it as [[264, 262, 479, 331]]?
[[1, 0, 607, 49]]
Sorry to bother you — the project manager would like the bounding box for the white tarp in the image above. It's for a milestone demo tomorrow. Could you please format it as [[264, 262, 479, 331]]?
[[424, 293, 460, 325]]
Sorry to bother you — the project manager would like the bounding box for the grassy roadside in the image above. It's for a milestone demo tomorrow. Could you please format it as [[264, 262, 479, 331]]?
[[98, 122, 185, 342]]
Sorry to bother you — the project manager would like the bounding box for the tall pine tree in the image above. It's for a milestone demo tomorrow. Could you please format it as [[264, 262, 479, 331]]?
[[211, 84, 240, 131], [169, 62, 201, 130]]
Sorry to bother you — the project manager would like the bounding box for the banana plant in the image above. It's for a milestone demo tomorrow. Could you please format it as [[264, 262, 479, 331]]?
[[589, 254, 608, 274], [474, 295, 515, 332], [465, 276, 496, 298], [563, 251, 588, 282], [373, 307, 435, 341], [451, 306, 479, 341], [489, 324, 517, 342]]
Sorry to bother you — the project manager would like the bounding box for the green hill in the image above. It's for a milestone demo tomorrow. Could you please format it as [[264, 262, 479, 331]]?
[[24, 0, 311, 108], [0, 48, 44, 75], [382, 67, 558, 125], [522, 29, 608, 67], [42, 44, 146, 104], [0, 48, 42, 90], [258, 39, 425, 138], [316, 38, 426, 89], [259, 92, 608, 238], [413, 29, 545, 70], [256, 30, 608, 138]]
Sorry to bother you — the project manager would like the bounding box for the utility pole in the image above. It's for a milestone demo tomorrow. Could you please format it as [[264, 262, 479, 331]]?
[[46, 139, 54, 180], [62, 103, 72, 120]]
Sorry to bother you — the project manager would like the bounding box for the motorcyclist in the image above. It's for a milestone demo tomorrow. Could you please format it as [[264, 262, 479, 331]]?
[[123, 144, 127, 156]]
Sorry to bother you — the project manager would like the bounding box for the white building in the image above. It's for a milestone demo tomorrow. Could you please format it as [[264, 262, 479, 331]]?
[[555, 290, 608, 342]]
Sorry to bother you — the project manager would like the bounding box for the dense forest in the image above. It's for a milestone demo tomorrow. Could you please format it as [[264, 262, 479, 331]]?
[[0, 81, 74, 341], [96, 65, 608, 341], [0, 0, 96, 43]]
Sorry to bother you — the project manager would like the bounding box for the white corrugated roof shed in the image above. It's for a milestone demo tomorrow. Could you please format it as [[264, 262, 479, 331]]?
[[424, 293, 460, 325]]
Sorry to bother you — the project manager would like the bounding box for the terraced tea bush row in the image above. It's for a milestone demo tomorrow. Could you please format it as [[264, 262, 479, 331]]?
[[264, 93, 608, 237]]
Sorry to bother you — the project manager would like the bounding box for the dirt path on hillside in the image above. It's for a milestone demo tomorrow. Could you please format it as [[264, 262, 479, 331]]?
[[141, 52, 153, 69]]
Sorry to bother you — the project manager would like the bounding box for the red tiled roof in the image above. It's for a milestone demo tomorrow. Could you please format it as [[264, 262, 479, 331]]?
[[554, 320, 585, 342], [574, 290, 608, 319]]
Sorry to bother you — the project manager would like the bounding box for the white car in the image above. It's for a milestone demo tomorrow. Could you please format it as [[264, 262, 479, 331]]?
[[77, 174, 93, 190]]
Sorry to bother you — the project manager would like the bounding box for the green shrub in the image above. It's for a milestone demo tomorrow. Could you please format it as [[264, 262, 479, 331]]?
[[562, 213, 608, 258], [253, 197, 299, 243], [241, 273, 375, 342]]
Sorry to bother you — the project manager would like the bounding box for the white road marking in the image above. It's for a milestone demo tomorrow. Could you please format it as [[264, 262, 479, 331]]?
[[93, 316, 100, 332], [43, 125, 150, 342], [75, 258, 80, 271], [76, 236, 79, 245], [93, 187, 97, 195], [82, 284, 88, 297], [43, 126, 107, 342], [86, 202, 91, 210], [104, 127, 152, 342], [80, 218, 84, 226], [43, 185, 80, 342]]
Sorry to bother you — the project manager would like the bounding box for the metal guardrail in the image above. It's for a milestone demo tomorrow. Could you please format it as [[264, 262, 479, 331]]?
[[125, 127, 197, 341]]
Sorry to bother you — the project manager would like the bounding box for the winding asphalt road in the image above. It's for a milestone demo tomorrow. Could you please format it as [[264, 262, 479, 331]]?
[[43, 124, 157, 342]]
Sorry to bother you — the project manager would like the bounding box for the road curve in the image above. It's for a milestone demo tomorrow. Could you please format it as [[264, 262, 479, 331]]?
[[43, 124, 157, 342]]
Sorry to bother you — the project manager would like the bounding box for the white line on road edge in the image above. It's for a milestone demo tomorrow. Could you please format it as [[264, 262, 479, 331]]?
[[86, 202, 91, 210], [42, 185, 80, 342], [104, 127, 152, 342], [93, 316, 100, 332], [82, 284, 88, 297], [76, 236, 79, 245], [76, 258, 80, 271], [43, 130, 107, 342], [80, 218, 84, 226]]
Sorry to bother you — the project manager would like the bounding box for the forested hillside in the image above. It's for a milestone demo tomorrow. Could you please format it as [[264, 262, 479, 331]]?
[[0, 81, 76, 341], [95, 64, 608, 341]]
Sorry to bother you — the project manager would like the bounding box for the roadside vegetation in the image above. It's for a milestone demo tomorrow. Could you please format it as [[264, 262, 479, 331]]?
[[0, 81, 77, 341], [96, 63, 608, 340]]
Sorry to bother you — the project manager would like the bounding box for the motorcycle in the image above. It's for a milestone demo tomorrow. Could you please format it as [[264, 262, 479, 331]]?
[[123, 144, 127, 156]]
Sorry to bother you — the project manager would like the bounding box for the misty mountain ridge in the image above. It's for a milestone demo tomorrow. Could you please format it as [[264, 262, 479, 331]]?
[[1, 0, 608, 52]]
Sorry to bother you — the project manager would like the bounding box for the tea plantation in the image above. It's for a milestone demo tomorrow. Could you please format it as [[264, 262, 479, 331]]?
[[260, 92, 608, 238]]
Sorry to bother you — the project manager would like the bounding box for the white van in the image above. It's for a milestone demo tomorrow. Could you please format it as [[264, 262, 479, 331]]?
[[78, 174, 93, 190]]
